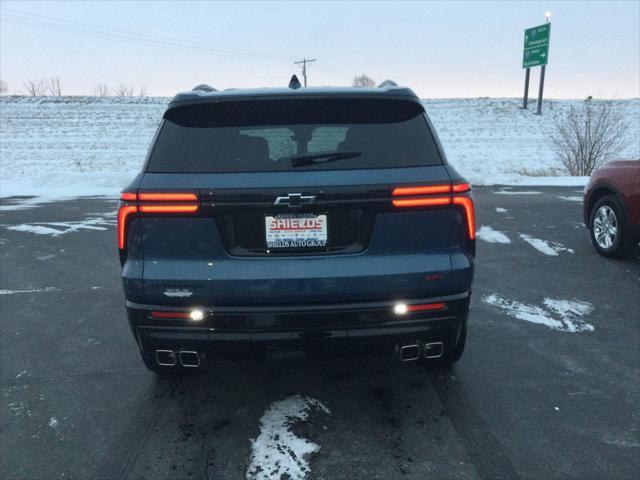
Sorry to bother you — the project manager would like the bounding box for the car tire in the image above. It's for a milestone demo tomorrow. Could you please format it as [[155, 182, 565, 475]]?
[[589, 195, 634, 259]]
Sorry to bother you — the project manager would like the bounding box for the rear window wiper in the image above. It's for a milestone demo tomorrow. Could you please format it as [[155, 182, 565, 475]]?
[[290, 151, 362, 167]]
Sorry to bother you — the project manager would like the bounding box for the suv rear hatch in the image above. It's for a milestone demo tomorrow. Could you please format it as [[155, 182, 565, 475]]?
[[120, 96, 474, 305]]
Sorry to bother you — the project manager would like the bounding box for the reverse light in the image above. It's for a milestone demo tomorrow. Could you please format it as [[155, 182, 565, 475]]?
[[190, 309, 204, 321], [394, 302, 447, 315], [394, 303, 409, 315]]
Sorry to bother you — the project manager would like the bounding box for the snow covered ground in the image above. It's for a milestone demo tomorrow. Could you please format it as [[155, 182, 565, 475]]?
[[1, 96, 638, 198]]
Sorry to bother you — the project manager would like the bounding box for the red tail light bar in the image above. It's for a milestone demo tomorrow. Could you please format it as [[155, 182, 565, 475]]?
[[407, 302, 446, 312], [391, 183, 475, 239], [117, 192, 199, 250]]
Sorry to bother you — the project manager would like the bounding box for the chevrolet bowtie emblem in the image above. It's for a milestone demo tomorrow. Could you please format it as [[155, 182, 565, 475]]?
[[274, 193, 316, 208]]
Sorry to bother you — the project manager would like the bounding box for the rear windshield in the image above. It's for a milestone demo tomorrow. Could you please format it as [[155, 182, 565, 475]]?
[[147, 98, 442, 173]]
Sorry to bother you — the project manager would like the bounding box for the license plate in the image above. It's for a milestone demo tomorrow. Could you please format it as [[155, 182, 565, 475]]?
[[265, 214, 327, 249]]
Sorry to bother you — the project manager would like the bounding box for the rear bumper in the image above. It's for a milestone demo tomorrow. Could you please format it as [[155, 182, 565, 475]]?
[[127, 292, 470, 361]]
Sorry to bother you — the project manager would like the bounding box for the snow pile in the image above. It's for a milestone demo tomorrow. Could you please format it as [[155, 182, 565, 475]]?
[[247, 395, 330, 480], [483, 294, 594, 333], [1, 96, 638, 198], [477, 225, 511, 244]]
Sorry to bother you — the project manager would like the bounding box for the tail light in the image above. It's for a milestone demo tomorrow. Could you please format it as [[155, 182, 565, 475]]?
[[391, 182, 475, 240], [117, 191, 199, 250]]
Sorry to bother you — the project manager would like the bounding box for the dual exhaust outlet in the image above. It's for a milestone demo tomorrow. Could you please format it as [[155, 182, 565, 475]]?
[[155, 349, 201, 367], [397, 341, 444, 361]]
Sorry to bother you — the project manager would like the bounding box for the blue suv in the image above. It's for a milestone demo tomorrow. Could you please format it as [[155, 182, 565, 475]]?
[[118, 80, 475, 373]]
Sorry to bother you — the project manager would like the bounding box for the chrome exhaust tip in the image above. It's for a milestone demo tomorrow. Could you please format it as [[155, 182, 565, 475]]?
[[423, 342, 444, 359], [398, 344, 420, 362], [179, 350, 201, 368], [155, 349, 176, 366]]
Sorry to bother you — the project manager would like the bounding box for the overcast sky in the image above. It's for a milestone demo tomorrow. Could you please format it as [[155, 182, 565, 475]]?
[[1, 0, 638, 98]]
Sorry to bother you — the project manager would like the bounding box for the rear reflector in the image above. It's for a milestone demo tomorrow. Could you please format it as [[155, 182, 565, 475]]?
[[407, 302, 446, 312], [151, 311, 190, 319]]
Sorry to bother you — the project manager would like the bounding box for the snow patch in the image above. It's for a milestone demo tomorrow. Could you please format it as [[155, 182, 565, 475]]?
[[483, 294, 594, 332], [5, 216, 115, 237], [477, 226, 511, 244], [519, 234, 574, 256], [495, 207, 508, 213], [246, 395, 330, 480], [48, 417, 59, 429], [495, 190, 542, 195], [558, 196, 583, 202], [0, 287, 59, 295]]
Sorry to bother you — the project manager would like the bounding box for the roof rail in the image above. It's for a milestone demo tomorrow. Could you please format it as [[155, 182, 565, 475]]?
[[377, 80, 398, 88], [192, 84, 217, 92]]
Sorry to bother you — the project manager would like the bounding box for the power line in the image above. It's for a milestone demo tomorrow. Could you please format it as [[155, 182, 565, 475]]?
[[294, 58, 317, 87], [1, 8, 298, 61]]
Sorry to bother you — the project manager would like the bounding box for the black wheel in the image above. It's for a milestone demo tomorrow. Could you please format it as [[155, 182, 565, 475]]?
[[589, 195, 634, 259]]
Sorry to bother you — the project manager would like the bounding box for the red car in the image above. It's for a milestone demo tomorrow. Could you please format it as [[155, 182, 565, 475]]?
[[583, 160, 640, 258]]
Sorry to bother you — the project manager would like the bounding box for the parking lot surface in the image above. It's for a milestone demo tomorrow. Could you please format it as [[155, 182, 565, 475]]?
[[1, 186, 639, 480]]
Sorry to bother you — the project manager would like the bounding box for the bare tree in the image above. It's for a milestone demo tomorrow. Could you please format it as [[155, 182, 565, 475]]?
[[352, 74, 375, 88], [23, 78, 47, 96], [47, 76, 62, 96], [0, 79, 7, 95], [137, 84, 147, 97], [551, 98, 629, 176], [93, 83, 110, 96], [115, 83, 135, 97]]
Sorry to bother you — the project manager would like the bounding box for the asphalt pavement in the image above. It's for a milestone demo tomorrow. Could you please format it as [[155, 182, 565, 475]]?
[[1, 187, 638, 480]]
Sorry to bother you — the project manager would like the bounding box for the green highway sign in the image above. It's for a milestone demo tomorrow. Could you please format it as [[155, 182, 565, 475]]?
[[522, 23, 550, 68]]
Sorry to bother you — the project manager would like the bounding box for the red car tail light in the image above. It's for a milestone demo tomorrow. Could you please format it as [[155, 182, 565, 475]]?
[[138, 205, 199, 213], [138, 192, 198, 201], [453, 196, 475, 240], [392, 196, 451, 208], [117, 191, 199, 250], [392, 185, 451, 196], [391, 182, 475, 239]]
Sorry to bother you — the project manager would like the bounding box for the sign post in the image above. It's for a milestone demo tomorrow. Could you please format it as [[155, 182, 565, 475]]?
[[521, 21, 551, 114]]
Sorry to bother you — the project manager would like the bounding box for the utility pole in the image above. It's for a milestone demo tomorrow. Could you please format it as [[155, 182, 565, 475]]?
[[294, 58, 316, 87]]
